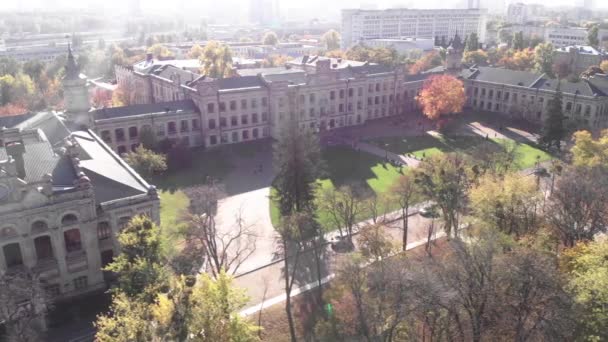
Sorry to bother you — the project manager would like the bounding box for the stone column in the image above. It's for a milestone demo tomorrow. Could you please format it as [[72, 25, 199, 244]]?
[[50, 229, 69, 292]]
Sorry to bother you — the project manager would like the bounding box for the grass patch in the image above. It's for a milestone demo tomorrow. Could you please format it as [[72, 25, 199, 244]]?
[[152, 147, 234, 192], [368, 134, 552, 170], [158, 190, 189, 258], [270, 146, 405, 228]]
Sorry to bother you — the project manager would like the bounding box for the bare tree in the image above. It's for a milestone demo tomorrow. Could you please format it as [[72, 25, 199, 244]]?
[[0, 271, 48, 342], [317, 185, 365, 243], [362, 190, 390, 225], [390, 174, 421, 251], [182, 184, 257, 277], [545, 166, 608, 247]]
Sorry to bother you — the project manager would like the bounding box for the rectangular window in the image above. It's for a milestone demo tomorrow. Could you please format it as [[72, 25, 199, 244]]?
[[230, 100, 237, 111], [157, 125, 165, 137], [252, 113, 258, 123], [242, 130, 249, 140], [262, 97, 268, 107], [330, 91, 335, 100], [207, 103, 215, 113], [252, 98, 258, 108], [348, 88, 354, 97], [208, 119, 216, 129], [241, 115, 248, 125], [339, 104, 344, 112], [220, 117, 227, 127], [241, 99, 247, 109], [180, 120, 189, 132], [219, 102, 226, 112], [262, 112, 268, 122], [210, 135, 217, 145], [339, 89, 345, 99], [74, 276, 88, 290], [231, 116, 238, 126], [192, 119, 200, 129]]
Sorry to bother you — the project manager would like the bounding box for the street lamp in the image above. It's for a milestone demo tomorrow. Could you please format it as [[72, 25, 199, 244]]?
[[384, 142, 390, 161]]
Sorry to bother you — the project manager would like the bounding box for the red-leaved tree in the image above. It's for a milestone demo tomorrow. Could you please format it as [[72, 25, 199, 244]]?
[[416, 75, 465, 122]]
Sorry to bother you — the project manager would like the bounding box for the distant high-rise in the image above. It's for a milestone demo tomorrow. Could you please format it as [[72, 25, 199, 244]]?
[[129, 0, 141, 16], [341, 8, 487, 49], [468, 0, 480, 9], [249, 0, 279, 27]]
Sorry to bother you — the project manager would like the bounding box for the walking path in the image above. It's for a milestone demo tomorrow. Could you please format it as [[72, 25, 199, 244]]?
[[357, 141, 421, 167], [235, 207, 434, 314]]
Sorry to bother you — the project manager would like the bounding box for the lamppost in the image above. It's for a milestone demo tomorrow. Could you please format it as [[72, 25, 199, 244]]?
[[384, 142, 390, 161]]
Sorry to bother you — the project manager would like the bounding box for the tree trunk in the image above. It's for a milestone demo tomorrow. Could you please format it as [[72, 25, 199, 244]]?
[[402, 206, 409, 251]]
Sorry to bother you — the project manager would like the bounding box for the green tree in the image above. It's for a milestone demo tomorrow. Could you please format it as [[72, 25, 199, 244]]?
[[199, 41, 233, 79], [104, 216, 169, 302], [0, 57, 20, 76], [534, 42, 555, 77], [469, 172, 542, 238], [22, 60, 44, 81], [262, 31, 279, 46], [272, 119, 322, 217], [562, 239, 608, 341], [512, 31, 525, 50], [124, 145, 167, 178], [540, 87, 565, 149], [187, 272, 260, 341], [587, 25, 599, 47], [321, 29, 341, 50], [571, 130, 608, 167], [390, 174, 422, 251], [414, 153, 470, 238], [147, 44, 173, 58], [465, 32, 479, 52]]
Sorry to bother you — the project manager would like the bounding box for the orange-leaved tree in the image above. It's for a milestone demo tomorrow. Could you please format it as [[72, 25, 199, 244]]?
[[416, 75, 465, 121]]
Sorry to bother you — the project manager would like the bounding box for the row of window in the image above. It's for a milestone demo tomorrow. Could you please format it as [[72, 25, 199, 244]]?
[[208, 127, 270, 145], [101, 119, 200, 144], [471, 87, 603, 117], [208, 97, 269, 113], [208, 112, 268, 129]]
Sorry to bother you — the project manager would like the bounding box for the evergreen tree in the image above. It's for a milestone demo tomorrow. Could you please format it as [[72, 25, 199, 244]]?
[[540, 87, 565, 150], [465, 32, 479, 52], [512, 31, 525, 50], [587, 25, 599, 47]]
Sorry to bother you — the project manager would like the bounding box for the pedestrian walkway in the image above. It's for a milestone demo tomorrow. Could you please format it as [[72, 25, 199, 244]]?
[[357, 141, 420, 167], [237, 212, 437, 316]]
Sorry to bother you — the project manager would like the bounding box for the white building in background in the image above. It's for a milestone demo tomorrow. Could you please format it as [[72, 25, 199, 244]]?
[[362, 38, 435, 54], [340, 8, 487, 49]]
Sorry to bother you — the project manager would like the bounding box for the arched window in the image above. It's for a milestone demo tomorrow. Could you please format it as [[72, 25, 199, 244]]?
[[31, 220, 48, 233], [0, 226, 17, 239], [61, 214, 78, 226], [3, 243, 23, 267], [64, 229, 82, 253], [34, 236, 53, 260]]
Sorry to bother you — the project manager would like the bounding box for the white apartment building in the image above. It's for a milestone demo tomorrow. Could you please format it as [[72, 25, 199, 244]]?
[[362, 38, 435, 54], [341, 8, 487, 49]]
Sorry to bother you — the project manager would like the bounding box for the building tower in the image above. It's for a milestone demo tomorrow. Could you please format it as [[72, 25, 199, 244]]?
[[63, 44, 91, 128], [446, 33, 465, 71]]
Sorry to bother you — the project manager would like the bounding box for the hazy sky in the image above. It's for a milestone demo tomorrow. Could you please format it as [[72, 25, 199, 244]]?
[[4, 0, 587, 11]]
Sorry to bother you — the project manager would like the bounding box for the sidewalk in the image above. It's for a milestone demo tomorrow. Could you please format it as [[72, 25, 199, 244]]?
[[356, 141, 421, 167], [236, 212, 434, 315]]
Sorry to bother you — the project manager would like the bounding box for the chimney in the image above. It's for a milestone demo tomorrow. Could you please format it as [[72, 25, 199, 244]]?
[[6, 141, 26, 179]]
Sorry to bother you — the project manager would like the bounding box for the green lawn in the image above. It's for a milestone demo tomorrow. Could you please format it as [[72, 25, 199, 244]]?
[[270, 146, 405, 228], [152, 147, 234, 192], [158, 190, 189, 258], [368, 134, 552, 170]]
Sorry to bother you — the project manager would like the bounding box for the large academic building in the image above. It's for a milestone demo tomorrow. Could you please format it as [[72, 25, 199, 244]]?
[[0, 47, 160, 300], [106, 40, 608, 155]]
